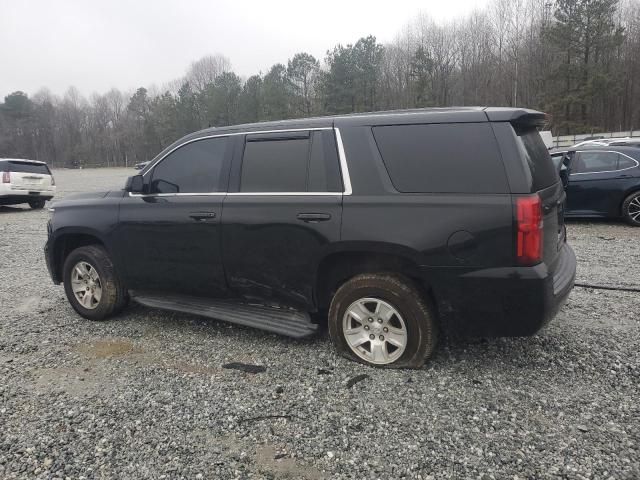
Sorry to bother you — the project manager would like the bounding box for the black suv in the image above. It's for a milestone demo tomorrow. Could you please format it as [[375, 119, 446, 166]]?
[[45, 107, 576, 368]]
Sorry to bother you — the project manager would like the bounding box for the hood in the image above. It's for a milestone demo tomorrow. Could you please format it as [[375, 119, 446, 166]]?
[[50, 191, 112, 208]]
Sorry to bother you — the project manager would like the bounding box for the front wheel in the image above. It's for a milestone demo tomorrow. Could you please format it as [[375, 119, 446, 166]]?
[[62, 245, 128, 320], [28, 199, 46, 209], [622, 191, 640, 226], [328, 274, 437, 368]]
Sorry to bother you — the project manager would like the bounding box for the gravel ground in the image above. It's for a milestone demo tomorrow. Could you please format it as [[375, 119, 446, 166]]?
[[1, 168, 639, 479]]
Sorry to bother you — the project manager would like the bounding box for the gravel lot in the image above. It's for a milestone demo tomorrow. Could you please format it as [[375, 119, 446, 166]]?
[[1, 168, 639, 479]]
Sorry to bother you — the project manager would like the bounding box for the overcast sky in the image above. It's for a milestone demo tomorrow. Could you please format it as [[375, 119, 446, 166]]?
[[0, 0, 488, 99]]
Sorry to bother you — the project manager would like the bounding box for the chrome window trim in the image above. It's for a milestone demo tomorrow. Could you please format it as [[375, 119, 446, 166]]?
[[570, 150, 640, 176], [227, 192, 342, 196], [128, 192, 226, 198], [132, 126, 352, 197], [141, 128, 333, 178]]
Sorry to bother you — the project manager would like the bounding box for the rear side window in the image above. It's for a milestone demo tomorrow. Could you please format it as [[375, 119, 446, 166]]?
[[513, 127, 558, 190], [0, 161, 51, 175], [240, 130, 342, 193], [618, 154, 638, 170], [308, 131, 342, 192], [241, 137, 309, 192], [573, 151, 619, 174], [372, 123, 508, 193], [150, 137, 228, 194]]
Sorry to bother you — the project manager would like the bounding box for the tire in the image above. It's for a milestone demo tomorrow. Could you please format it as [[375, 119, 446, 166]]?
[[328, 273, 437, 369], [62, 245, 128, 321], [622, 191, 640, 226], [28, 199, 46, 210]]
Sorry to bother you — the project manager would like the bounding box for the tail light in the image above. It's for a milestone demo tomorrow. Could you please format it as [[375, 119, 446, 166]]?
[[516, 194, 543, 265], [2, 171, 9, 183]]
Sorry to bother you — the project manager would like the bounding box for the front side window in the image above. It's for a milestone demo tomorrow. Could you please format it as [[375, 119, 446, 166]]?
[[149, 137, 228, 194], [573, 151, 619, 174]]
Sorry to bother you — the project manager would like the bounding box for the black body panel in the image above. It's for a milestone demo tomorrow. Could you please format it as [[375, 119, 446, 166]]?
[[114, 194, 228, 296], [221, 194, 342, 309]]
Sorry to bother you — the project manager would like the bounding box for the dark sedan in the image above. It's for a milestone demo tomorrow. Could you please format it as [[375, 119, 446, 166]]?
[[552, 146, 640, 226]]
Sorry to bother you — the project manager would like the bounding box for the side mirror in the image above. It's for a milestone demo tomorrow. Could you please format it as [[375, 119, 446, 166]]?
[[125, 175, 145, 194]]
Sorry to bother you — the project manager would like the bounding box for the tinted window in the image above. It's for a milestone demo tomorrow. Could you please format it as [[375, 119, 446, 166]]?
[[0, 161, 51, 175], [308, 131, 342, 192], [573, 151, 619, 174], [513, 127, 558, 190], [150, 137, 228, 194], [618, 154, 637, 170], [241, 136, 310, 192], [372, 123, 508, 193]]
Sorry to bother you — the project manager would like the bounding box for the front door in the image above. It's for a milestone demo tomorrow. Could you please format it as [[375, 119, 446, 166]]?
[[115, 135, 232, 297], [221, 129, 344, 310]]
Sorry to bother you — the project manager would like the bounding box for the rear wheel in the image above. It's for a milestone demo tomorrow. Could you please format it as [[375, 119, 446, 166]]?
[[63, 245, 128, 320], [28, 199, 46, 209], [328, 273, 437, 368], [622, 191, 640, 226]]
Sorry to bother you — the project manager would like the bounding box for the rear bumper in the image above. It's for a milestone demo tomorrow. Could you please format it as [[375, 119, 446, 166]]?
[[0, 191, 54, 205], [429, 244, 576, 337]]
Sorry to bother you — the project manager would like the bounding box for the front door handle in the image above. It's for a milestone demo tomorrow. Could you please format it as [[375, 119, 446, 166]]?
[[296, 213, 331, 223], [189, 212, 217, 221]]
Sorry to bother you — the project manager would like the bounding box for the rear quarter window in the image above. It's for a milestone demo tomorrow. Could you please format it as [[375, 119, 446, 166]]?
[[372, 123, 508, 194]]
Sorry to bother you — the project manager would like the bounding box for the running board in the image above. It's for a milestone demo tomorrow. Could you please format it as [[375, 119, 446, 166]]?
[[129, 292, 318, 339]]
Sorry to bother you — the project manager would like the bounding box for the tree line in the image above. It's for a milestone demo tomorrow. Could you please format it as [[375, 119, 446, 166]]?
[[1, 0, 639, 168]]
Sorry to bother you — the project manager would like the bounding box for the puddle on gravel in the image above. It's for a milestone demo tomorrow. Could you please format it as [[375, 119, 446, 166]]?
[[77, 338, 143, 358]]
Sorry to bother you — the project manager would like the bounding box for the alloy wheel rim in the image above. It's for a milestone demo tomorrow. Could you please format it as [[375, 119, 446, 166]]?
[[628, 196, 640, 222], [342, 297, 407, 365], [71, 261, 102, 310]]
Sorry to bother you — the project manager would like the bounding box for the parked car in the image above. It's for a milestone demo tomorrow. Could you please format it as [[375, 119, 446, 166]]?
[[133, 161, 150, 170], [45, 107, 576, 368], [0, 158, 56, 209], [570, 137, 639, 148], [551, 146, 640, 226]]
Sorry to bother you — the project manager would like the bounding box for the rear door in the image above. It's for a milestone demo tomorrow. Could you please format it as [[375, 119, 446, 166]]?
[[567, 150, 639, 215], [115, 136, 232, 296], [221, 128, 343, 310]]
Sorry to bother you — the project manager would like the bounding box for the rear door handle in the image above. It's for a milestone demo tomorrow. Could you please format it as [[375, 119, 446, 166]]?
[[189, 211, 217, 221], [297, 213, 331, 223], [616, 174, 633, 179]]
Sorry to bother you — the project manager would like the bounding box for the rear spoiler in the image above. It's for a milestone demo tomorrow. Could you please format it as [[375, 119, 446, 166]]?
[[483, 108, 548, 128]]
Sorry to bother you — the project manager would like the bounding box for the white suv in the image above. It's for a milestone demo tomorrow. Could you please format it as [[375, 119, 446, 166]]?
[[0, 159, 56, 209]]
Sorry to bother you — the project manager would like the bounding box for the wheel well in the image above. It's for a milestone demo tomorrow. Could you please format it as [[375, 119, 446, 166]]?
[[621, 188, 640, 214], [315, 252, 429, 310], [52, 234, 104, 282]]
